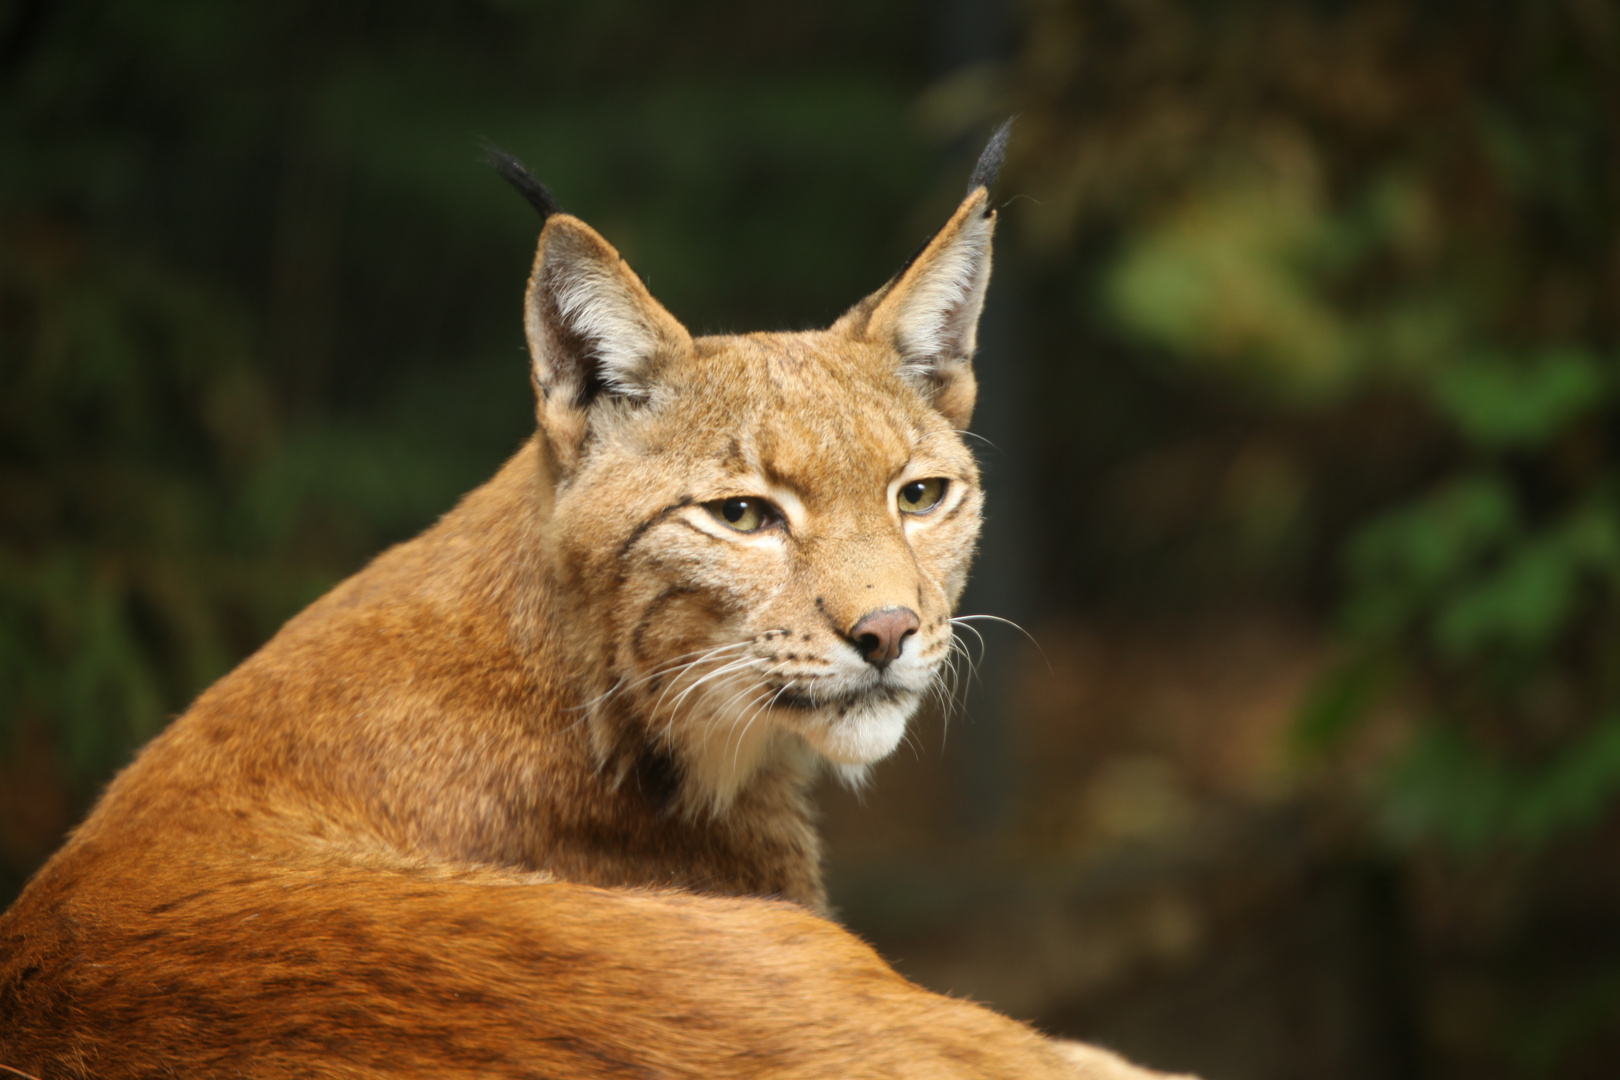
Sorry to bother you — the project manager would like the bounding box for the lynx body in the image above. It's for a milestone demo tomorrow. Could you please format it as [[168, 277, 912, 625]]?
[[0, 134, 1188, 1080]]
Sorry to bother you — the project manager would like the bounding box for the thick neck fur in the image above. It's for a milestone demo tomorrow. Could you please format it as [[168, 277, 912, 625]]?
[[80, 437, 828, 910]]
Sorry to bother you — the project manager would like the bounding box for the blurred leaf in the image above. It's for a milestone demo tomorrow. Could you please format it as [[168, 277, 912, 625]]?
[[1431, 348, 1608, 449], [1106, 169, 1359, 399], [1432, 537, 1576, 661], [1383, 716, 1620, 854], [999, 0, 1620, 1069], [1295, 654, 1394, 751], [1343, 474, 1519, 637], [1563, 496, 1620, 575], [1382, 725, 1512, 855]]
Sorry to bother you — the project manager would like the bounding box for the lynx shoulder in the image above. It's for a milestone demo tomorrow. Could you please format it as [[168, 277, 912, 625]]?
[[0, 127, 1191, 1080]]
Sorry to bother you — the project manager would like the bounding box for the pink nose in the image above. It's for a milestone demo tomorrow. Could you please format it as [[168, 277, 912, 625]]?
[[849, 607, 921, 669]]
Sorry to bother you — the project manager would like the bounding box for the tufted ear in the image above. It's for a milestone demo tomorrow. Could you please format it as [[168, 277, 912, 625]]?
[[833, 121, 1009, 430], [521, 215, 692, 472], [488, 145, 693, 473]]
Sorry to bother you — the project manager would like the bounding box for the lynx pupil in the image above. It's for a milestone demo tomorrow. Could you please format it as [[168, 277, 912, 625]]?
[[899, 478, 946, 514], [715, 497, 767, 532]]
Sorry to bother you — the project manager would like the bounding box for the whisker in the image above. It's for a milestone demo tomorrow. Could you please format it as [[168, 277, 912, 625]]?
[[635, 642, 754, 694], [727, 685, 779, 772], [915, 427, 998, 451], [663, 657, 766, 726], [948, 627, 986, 688], [648, 646, 752, 718], [934, 635, 983, 751], [950, 619, 988, 667], [649, 649, 764, 748], [712, 680, 762, 723], [712, 680, 769, 752], [935, 646, 964, 716], [567, 674, 628, 715], [951, 613, 1050, 673], [725, 682, 795, 775], [899, 725, 923, 762], [573, 641, 755, 716]]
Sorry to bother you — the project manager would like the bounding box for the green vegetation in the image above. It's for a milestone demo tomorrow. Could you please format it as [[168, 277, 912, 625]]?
[[986, 0, 1620, 1070]]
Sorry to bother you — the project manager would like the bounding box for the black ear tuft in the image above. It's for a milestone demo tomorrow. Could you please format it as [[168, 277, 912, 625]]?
[[480, 141, 563, 221], [888, 118, 1016, 280], [967, 117, 1015, 203]]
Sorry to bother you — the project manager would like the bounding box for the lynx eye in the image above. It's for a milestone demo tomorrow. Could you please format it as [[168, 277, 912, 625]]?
[[898, 478, 948, 515], [708, 497, 774, 533]]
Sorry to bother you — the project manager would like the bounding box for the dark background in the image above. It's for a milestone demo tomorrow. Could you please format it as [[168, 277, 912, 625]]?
[[5, 2, 1620, 1077]]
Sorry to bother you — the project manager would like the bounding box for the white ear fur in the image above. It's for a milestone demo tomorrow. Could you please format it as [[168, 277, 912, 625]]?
[[545, 253, 668, 399], [886, 205, 994, 383], [523, 216, 691, 470], [834, 188, 996, 428]]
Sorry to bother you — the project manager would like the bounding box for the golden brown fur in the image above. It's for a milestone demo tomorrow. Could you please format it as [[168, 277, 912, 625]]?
[[0, 149, 1189, 1079]]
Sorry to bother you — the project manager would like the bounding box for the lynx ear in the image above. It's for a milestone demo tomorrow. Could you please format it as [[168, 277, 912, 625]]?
[[522, 215, 692, 471], [835, 122, 1008, 429], [490, 146, 690, 471]]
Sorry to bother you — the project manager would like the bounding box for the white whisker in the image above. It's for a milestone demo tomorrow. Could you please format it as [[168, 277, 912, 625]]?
[[575, 641, 755, 717], [916, 427, 997, 451], [665, 657, 763, 720], [725, 685, 781, 773], [647, 645, 755, 717], [950, 613, 1049, 673]]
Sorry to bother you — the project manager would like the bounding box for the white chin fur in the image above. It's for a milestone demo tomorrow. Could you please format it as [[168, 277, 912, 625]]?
[[667, 686, 919, 813], [832, 762, 872, 790], [800, 695, 916, 765]]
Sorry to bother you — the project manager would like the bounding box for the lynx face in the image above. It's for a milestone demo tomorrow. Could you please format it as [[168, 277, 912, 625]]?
[[553, 330, 983, 802], [519, 165, 998, 807]]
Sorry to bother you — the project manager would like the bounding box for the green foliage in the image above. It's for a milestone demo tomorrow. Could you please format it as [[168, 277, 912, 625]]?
[[1382, 717, 1620, 856], [1104, 169, 1361, 398], [995, 0, 1620, 859], [1431, 349, 1608, 450], [1344, 476, 1620, 661], [1104, 167, 1465, 403], [987, 10, 1620, 1065], [1295, 653, 1394, 751]]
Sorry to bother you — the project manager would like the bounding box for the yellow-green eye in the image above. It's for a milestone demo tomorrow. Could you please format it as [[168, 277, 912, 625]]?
[[709, 497, 773, 533], [898, 478, 947, 514]]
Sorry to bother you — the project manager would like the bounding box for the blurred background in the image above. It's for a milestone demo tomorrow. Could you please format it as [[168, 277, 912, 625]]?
[[3, 1, 1619, 1076]]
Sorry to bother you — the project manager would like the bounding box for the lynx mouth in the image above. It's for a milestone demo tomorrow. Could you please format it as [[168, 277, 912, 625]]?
[[769, 681, 911, 713]]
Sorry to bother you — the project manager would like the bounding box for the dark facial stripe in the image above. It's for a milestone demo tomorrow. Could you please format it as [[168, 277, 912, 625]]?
[[616, 496, 694, 563], [630, 586, 700, 665], [674, 518, 726, 543], [814, 596, 853, 643]]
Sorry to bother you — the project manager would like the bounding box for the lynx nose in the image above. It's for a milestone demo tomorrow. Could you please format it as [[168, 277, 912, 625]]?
[[850, 607, 921, 670]]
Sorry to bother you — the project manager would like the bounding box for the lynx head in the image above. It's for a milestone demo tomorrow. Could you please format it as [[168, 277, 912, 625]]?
[[496, 127, 1006, 810]]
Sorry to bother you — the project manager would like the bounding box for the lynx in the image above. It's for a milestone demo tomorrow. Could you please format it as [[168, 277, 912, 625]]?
[[0, 127, 1188, 1080]]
